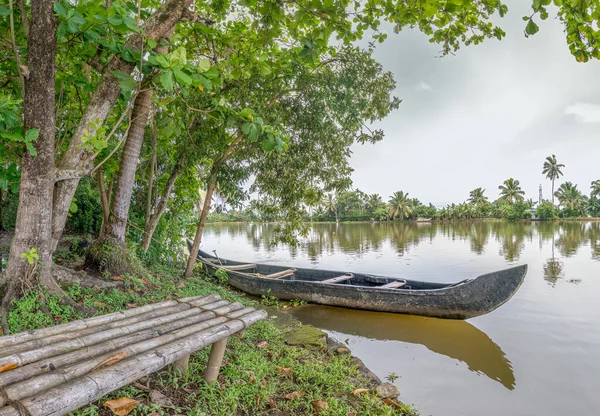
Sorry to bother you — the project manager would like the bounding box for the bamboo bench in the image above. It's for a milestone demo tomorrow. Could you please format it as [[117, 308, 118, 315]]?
[[0, 294, 267, 416]]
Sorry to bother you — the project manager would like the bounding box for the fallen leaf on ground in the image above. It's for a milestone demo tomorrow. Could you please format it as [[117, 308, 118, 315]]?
[[266, 397, 277, 409], [262, 379, 267, 386], [141, 277, 152, 285], [353, 388, 369, 396], [255, 396, 261, 406], [104, 397, 140, 416], [126, 303, 137, 309], [276, 366, 292, 376], [0, 362, 18, 373], [311, 400, 329, 414], [256, 341, 268, 348], [150, 389, 175, 408], [177, 282, 186, 288], [92, 352, 127, 371], [248, 374, 256, 383], [284, 391, 305, 400], [112, 276, 124, 281], [131, 382, 150, 391], [93, 302, 107, 307], [384, 398, 404, 409]]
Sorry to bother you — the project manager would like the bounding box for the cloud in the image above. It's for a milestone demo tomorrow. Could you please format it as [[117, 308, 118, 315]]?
[[416, 81, 432, 91], [564, 102, 600, 123]]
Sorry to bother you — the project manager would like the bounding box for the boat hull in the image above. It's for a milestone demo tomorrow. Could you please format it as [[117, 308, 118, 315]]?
[[192, 246, 527, 319]]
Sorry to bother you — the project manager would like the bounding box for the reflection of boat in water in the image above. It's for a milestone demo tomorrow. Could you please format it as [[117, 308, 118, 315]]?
[[290, 304, 516, 390]]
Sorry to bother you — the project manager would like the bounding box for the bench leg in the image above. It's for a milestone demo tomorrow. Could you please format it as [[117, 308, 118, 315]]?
[[204, 337, 228, 382], [173, 354, 190, 374]]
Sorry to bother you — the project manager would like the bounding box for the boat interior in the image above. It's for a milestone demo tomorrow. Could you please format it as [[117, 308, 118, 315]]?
[[197, 249, 470, 291]]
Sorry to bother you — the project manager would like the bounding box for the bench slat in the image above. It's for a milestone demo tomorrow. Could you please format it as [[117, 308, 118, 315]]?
[[264, 269, 295, 279], [220, 263, 256, 271], [322, 274, 354, 284], [380, 280, 407, 289]]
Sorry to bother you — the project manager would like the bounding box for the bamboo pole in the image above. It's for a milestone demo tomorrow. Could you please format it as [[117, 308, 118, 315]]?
[[0, 310, 267, 416], [0, 299, 228, 370], [0, 309, 253, 407], [0, 295, 217, 349]]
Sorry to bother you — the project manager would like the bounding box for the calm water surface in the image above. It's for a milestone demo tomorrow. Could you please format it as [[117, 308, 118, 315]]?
[[202, 221, 600, 416]]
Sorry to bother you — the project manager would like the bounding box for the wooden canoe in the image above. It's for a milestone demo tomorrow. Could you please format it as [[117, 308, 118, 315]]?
[[189, 243, 527, 319]]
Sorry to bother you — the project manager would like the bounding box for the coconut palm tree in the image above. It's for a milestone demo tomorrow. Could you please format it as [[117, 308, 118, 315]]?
[[542, 154, 565, 206], [498, 178, 525, 204], [554, 182, 588, 216], [321, 194, 338, 222], [468, 188, 488, 205], [590, 179, 600, 199], [388, 191, 413, 220]]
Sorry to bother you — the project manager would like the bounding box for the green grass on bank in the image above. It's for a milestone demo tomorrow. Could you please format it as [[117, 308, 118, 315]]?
[[6, 262, 418, 416]]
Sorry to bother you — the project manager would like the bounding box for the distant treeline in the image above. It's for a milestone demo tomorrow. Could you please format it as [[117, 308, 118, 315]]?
[[208, 180, 600, 223]]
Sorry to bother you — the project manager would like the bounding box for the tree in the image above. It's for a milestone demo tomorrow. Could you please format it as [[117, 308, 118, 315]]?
[[498, 178, 525, 204], [542, 155, 565, 206], [537, 201, 558, 220], [322, 194, 338, 222], [468, 188, 488, 205], [388, 191, 413, 220], [591, 180, 600, 199], [555, 182, 588, 217]]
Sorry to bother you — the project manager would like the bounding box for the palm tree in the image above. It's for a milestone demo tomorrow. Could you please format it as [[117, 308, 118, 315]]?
[[542, 154, 565, 206], [321, 194, 338, 222], [388, 191, 413, 220], [498, 178, 525, 204], [468, 188, 488, 205], [590, 179, 600, 199], [554, 182, 588, 215]]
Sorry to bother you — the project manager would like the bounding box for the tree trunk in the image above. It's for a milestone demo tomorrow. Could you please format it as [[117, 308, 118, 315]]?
[[551, 179, 555, 206], [103, 88, 153, 242], [184, 179, 215, 277], [96, 169, 110, 234], [1, 0, 58, 331], [50, 0, 194, 253], [141, 153, 185, 251], [145, 116, 158, 230]]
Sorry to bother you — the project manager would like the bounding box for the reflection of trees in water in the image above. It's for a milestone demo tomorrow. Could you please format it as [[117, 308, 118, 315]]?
[[555, 222, 589, 258], [206, 220, 599, 266], [589, 223, 600, 261], [491, 222, 532, 262]]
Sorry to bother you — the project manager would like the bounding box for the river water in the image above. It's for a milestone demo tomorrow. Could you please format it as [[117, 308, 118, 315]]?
[[202, 221, 600, 416]]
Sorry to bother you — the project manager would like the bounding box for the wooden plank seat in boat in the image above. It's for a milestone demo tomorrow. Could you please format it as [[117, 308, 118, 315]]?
[[220, 263, 257, 271], [380, 280, 407, 289], [322, 273, 354, 284], [264, 269, 296, 279], [0, 295, 267, 416]]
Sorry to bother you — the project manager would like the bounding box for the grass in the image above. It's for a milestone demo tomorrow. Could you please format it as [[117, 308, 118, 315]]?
[[7, 259, 419, 416]]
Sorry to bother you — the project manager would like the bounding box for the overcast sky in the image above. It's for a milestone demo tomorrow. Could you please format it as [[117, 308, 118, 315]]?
[[350, 0, 600, 207]]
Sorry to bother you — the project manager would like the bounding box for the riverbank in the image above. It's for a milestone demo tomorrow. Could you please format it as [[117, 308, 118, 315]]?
[[3, 252, 418, 415]]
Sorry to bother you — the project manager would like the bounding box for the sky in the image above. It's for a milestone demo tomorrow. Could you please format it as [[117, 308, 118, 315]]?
[[350, 0, 600, 207]]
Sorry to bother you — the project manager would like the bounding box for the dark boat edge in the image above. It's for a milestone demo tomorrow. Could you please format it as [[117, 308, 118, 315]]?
[[188, 241, 527, 319]]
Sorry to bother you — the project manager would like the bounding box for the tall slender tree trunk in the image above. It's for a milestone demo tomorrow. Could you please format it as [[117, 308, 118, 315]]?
[[184, 179, 215, 277], [50, 0, 193, 253], [1, 0, 60, 330], [551, 179, 555, 206], [145, 116, 158, 230], [141, 153, 185, 251]]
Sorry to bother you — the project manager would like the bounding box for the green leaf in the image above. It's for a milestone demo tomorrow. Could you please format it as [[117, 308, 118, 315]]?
[[123, 16, 138, 30], [108, 15, 123, 26], [171, 47, 187, 66], [160, 70, 174, 91], [147, 39, 157, 49], [0, 7, 12, 16], [25, 142, 37, 157], [156, 54, 170, 69], [67, 19, 80, 33], [53, 2, 67, 17], [25, 128, 39, 141], [111, 70, 136, 92], [173, 68, 192, 85], [84, 30, 100, 41], [197, 58, 211, 72], [525, 19, 539, 36]]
